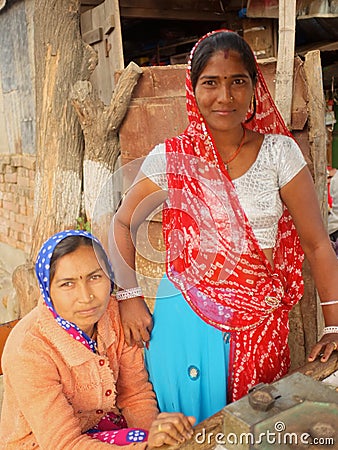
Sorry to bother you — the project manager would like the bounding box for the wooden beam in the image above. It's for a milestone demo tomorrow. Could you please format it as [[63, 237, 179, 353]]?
[[119, 7, 226, 21], [119, 0, 226, 21], [291, 353, 338, 381], [81, 0, 104, 5], [304, 50, 328, 216], [274, 0, 296, 127]]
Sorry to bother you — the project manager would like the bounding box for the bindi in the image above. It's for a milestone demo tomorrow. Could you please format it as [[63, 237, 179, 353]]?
[[223, 49, 229, 59]]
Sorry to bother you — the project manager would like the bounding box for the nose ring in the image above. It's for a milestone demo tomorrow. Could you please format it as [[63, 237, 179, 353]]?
[[89, 294, 94, 300], [230, 96, 234, 101]]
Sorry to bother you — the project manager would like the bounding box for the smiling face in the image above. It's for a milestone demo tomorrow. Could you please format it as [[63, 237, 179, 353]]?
[[49, 245, 111, 337], [194, 50, 254, 136]]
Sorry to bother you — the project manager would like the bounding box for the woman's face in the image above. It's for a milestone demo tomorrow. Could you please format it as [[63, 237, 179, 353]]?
[[194, 50, 254, 134], [50, 245, 111, 337]]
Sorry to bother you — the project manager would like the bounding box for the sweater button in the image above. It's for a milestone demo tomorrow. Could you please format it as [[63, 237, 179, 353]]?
[[105, 389, 112, 396], [99, 359, 105, 366], [96, 409, 103, 414]]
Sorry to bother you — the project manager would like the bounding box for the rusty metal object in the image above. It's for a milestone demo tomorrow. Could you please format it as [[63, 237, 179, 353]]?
[[223, 373, 338, 450], [309, 421, 336, 440], [248, 383, 279, 411]]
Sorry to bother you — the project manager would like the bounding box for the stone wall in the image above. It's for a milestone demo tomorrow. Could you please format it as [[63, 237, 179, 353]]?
[[0, 154, 35, 254]]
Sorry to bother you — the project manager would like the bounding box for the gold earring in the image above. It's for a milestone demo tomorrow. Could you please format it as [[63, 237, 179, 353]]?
[[250, 94, 255, 111]]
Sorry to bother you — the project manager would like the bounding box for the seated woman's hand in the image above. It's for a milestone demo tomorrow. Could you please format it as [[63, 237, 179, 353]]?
[[118, 297, 153, 347], [147, 412, 196, 449]]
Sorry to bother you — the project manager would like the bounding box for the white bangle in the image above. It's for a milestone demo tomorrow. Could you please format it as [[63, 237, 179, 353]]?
[[115, 287, 143, 301], [320, 300, 338, 306], [322, 326, 338, 335]]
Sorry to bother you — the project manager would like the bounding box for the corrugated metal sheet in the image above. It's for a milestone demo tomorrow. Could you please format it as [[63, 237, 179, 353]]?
[[0, 0, 35, 154]]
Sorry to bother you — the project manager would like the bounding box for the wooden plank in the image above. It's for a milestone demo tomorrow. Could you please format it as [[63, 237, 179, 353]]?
[[119, 7, 226, 21], [103, 14, 115, 35], [82, 26, 103, 44], [243, 18, 276, 59], [91, 1, 114, 103], [291, 352, 338, 381], [82, 0, 124, 104], [80, 9, 93, 35], [119, 0, 224, 12], [298, 50, 328, 369], [290, 57, 308, 130], [81, 0, 104, 4], [119, 0, 226, 20], [247, 0, 279, 18], [304, 50, 328, 216], [274, 0, 296, 128]]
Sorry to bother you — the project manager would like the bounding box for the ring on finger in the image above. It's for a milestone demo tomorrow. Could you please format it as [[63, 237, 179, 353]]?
[[331, 341, 338, 351], [158, 423, 162, 432]]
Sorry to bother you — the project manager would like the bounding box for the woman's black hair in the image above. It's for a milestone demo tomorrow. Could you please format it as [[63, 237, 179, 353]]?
[[190, 31, 258, 91], [49, 236, 111, 284]]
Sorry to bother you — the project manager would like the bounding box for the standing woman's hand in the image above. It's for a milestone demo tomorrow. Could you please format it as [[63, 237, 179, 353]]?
[[147, 413, 196, 449], [308, 333, 338, 363], [118, 297, 153, 347]]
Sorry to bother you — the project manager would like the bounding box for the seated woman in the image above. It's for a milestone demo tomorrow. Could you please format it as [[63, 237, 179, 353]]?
[[0, 230, 195, 449]]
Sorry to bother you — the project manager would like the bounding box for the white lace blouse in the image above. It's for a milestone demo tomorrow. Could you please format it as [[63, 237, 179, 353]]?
[[140, 134, 307, 248]]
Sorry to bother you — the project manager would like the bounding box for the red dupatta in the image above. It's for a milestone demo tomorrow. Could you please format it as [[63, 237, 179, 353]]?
[[163, 30, 304, 401]]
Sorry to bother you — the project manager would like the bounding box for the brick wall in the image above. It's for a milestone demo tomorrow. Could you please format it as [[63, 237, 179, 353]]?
[[0, 154, 35, 254]]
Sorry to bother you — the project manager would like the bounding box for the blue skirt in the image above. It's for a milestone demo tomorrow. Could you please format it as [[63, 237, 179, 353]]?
[[145, 275, 230, 424]]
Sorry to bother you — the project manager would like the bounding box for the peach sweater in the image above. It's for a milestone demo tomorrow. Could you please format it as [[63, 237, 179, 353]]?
[[0, 298, 158, 449]]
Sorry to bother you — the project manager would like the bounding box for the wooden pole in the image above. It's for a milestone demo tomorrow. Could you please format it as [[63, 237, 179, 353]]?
[[274, 0, 296, 127], [304, 50, 328, 217], [303, 49, 328, 343]]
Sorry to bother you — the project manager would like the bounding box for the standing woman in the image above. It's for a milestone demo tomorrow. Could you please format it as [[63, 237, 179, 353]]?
[[0, 230, 194, 449], [111, 30, 338, 423]]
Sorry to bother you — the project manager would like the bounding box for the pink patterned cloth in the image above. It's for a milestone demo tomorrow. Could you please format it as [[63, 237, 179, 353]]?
[[87, 412, 148, 445]]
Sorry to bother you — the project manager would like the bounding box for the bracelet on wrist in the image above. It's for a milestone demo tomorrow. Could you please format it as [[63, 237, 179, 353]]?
[[322, 326, 338, 336], [115, 287, 143, 301], [320, 300, 338, 306]]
